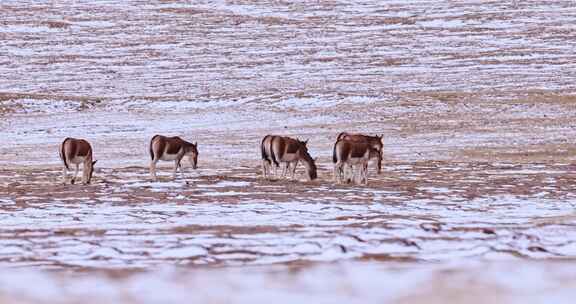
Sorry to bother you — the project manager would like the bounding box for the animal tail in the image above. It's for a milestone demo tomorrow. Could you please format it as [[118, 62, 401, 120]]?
[[61, 138, 70, 170], [150, 134, 160, 160], [270, 136, 279, 167], [336, 132, 346, 141], [261, 135, 270, 162], [332, 141, 338, 163]]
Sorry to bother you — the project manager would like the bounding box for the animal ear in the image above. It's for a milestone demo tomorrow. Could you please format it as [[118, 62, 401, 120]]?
[[304, 139, 309, 145], [92, 160, 97, 166], [379, 134, 383, 139], [194, 142, 197, 147]]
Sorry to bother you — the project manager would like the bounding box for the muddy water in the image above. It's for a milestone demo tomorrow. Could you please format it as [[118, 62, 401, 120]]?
[[2, 162, 575, 269]]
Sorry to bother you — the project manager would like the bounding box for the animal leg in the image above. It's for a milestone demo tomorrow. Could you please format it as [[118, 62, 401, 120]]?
[[290, 161, 298, 180], [333, 164, 338, 183], [348, 165, 354, 184], [261, 160, 268, 180], [62, 165, 69, 184], [150, 159, 159, 181], [189, 158, 198, 177], [334, 162, 344, 184], [183, 158, 195, 180], [338, 165, 344, 183], [173, 159, 181, 180], [72, 164, 79, 184], [354, 165, 363, 185], [345, 164, 354, 184], [356, 163, 363, 185], [82, 162, 88, 184], [264, 160, 272, 180], [273, 163, 279, 177], [341, 164, 348, 184], [281, 162, 290, 179]]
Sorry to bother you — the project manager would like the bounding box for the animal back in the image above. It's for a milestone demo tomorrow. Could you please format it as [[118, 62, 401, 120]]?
[[166, 141, 182, 155], [76, 142, 91, 157], [286, 141, 300, 154], [345, 135, 369, 143]]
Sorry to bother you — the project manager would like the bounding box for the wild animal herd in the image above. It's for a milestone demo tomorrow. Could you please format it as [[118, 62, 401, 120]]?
[[59, 132, 384, 185]]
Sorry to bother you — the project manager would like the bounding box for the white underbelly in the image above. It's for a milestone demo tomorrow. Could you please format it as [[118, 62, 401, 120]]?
[[346, 157, 368, 165], [280, 153, 298, 162], [69, 156, 87, 164], [160, 153, 180, 161]]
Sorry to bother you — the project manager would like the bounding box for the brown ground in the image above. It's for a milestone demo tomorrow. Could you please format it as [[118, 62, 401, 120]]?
[[1, 0, 576, 302]]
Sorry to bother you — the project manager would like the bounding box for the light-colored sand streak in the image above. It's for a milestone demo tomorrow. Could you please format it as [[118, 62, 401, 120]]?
[[2, 1, 576, 302], [1, 162, 575, 269]]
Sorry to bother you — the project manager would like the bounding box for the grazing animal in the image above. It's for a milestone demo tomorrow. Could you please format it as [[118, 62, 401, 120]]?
[[333, 139, 380, 185], [149, 135, 198, 181], [336, 132, 383, 174], [59, 138, 97, 184], [261, 135, 317, 181]]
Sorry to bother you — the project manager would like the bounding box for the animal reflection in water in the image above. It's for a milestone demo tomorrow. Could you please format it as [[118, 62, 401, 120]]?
[[149, 135, 198, 181], [261, 135, 317, 181], [59, 137, 97, 185], [333, 133, 383, 185]]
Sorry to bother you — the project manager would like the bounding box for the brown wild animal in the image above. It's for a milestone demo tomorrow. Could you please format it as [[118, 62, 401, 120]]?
[[333, 139, 380, 185], [59, 138, 97, 184], [336, 132, 383, 174], [261, 135, 317, 181], [149, 135, 198, 181]]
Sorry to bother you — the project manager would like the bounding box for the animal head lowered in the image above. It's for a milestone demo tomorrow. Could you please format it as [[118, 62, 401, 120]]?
[[369, 146, 382, 174], [188, 142, 198, 169], [149, 135, 199, 181], [60, 137, 96, 185], [298, 142, 317, 180], [365, 135, 383, 173], [367, 134, 383, 151], [87, 160, 97, 184], [336, 132, 383, 174]]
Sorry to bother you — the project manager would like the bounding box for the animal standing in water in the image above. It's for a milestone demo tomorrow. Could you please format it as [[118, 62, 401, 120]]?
[[261, 135, 317, 181], [59, 138, 97, 184], [149, 135, 198, 181]]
